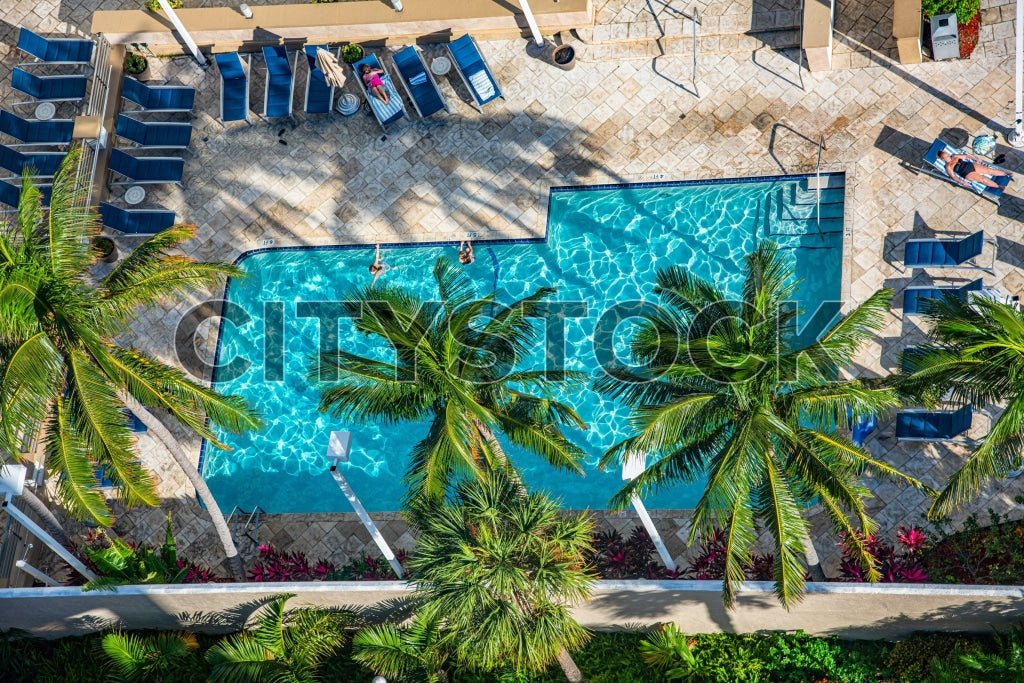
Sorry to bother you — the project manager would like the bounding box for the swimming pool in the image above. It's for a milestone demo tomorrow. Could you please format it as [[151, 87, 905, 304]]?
[[202, 174, 845, 513]]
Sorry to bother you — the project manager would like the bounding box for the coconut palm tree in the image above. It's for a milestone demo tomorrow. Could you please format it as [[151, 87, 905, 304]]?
[[101, 631, 200, 682], [897, 295, 1024, 520], [405, 469, 595, 681], [596, 242, 925, 608], [310, 256, 586, 501], [0, 147, 261, 582], [205, 593, 353, 682]]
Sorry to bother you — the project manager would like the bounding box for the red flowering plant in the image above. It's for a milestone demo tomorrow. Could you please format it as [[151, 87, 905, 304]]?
[[249, 544, 407, 581], [838, 526, 929, 583]]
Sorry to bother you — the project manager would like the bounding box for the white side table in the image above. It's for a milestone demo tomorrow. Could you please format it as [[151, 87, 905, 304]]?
[[335, 93, 360, 116], [34, 102, 56, 121], [124, 186, 146, 205], [430, 56, 452, 76]]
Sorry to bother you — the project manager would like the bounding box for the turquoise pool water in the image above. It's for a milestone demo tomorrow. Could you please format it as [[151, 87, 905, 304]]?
[[203, 175, 845, 513]]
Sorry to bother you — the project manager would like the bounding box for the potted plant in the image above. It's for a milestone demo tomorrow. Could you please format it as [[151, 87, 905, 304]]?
[[124, 52, 149, 78], [145, 0, 183, 9], [93, 237, 117, 264], [549, 43, 576, 71], [341, 44, 364, 64]]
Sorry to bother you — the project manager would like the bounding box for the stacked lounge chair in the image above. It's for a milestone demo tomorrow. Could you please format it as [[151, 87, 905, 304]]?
[[392, 46, 448, 119], [262, 45, 296, 118], [303, 45, 335, 114], [446, 34, 503, 111], [214, 53, 251, 123]]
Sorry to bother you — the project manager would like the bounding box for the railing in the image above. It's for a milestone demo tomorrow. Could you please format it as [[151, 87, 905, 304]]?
[[691, 6, 700, 97], [0, 498, 28, 585], [80, 35, 113, 208], [814, 134, 826, 236], [796, 0, 806, 90], [227, 506, 264, 549]]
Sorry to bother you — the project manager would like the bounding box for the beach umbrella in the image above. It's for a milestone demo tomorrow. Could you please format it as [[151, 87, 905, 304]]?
[[316, 48, 347, 88]]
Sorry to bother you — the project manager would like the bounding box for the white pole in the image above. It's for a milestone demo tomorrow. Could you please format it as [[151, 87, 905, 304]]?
[[325, 431, 404, 579], [622, 452, 676, 570], [15, 560, 61, 587], [156, 0, 207, 67], [517, 0, 546, 47], [1010, 0, 1024, 146], [2, 497, 98, 581]]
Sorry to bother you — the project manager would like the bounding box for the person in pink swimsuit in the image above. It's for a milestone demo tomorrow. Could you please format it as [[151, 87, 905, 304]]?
[[360, 64, 390, 105]]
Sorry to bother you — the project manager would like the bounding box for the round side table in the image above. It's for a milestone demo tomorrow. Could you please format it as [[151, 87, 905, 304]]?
[[34, 102, 56, 121], [335, 93, 360, 116], [430, 56, 452, 76], [124, 186, 146, 206]]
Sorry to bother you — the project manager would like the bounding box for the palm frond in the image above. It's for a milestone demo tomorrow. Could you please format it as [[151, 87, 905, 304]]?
[[42, 146, 95, 279], [45, 397, 113, 525]]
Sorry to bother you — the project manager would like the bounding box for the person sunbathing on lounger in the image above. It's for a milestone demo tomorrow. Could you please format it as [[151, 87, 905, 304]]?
[[360, 64, 390, 105], [938, 150, 1012, 189]]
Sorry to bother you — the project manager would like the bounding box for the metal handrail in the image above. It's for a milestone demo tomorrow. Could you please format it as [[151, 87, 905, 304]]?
[[796, 0, 806, 90], [815, 134, 826, 236], [228, 505, 264, 548], [691, 7, 700, 97]]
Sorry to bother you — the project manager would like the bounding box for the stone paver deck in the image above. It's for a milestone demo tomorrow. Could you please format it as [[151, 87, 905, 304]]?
[[4, 1, 1024, 582]]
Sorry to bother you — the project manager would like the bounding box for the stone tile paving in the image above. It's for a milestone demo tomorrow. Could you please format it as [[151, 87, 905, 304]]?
[[5, 1, 1024, 581]]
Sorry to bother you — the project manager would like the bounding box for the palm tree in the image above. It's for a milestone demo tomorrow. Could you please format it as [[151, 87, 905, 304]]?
[[0, 147, 261, 582], [310, 256, 586, 501], [101, 631, 199, 682], [898, 295, 1024, 520], [352, 612, 451, 683], [596, 242, 925, 608], [405, 469, 594, 681], [205, 593, 353, 682]]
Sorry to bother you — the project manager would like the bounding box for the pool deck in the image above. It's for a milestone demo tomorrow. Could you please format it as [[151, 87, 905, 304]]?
[[5, 0, 1024, 579]]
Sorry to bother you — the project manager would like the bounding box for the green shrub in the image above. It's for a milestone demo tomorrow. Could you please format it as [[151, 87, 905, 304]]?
[[921, 0, 980, 23], [341, 44, 364, 64], [924, 506, 1024, 585], [887, 633, 984, 682], [145, 0, 183, 10]]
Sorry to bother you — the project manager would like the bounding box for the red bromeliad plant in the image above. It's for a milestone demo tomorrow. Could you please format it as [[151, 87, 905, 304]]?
[[249, 544, 407, 582], [686, 529, 775, 581], [838, 526, 929, 583]]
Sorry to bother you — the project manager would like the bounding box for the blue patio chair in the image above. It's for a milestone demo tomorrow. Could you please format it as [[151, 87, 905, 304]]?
[[903, 278, 984, 315], [896, 405, 977, 443], [115, 115, 192, 148], [846, 408, 877, 447], [922, 138, 1012, 203], [446, 34, 503, 111], [17, 27, 93, 65], [99, 202, 177, 235], [124, 409, 148, 433], [392, 45, 448, 119], [351, 53, 406, 136], [0, 110, 73, 145], [121, 77, 195, 113], [303, 45, 334, 114], [0, 180, 51, 210], [93, 463, 116, 489], [214, 53, 250, 123], [12, 67, 87, 102], [0, 144, 65, 177], [262, 45, 295, 118], [108, 148, 184, 185], [904, 231, 996, 272]]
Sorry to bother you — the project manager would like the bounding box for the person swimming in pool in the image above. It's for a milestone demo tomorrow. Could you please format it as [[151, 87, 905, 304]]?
[[458, 240, 475, 265], [369, 243, 391, 287], [938, 149, 1012, 189], [360, 64, 390, 105]]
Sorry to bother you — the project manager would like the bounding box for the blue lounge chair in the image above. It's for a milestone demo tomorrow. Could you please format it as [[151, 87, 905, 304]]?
[[0, 110, 73, 145], [303, 45, 335, 114], [0, 145, 65, 177], [108, 148, 184, 185], [0, 180, 51, 210], [262, 46, 295, 118], [99, 202, 177, 235], [903, 279, 984, 315], [12, 67, 87, 102], [446, 34, 503, 110], [214, 53, 250, 123], [846, 408, 877, 447], [392, 46, 448, 119], [896, 405, 977, 443], [121, 77, 195, 113], [115, 115, 192, 148], [922, 139, 1012, 203], [17, 28, 93, 65], [124, 409, 148, 433], [351, 53, 406, 136], [904, 231, 996, 273]]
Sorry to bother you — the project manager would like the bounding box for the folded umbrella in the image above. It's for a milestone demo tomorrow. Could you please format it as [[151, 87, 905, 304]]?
[[316, 48, 347, 89]]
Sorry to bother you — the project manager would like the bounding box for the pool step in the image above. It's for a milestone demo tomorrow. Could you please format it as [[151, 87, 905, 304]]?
[[792, 186, 845, 206], [764, 186, 845, 236], [781, 200, 844, 221], [804, 174, 846, 191], [769, 217, 845, 235]]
